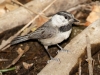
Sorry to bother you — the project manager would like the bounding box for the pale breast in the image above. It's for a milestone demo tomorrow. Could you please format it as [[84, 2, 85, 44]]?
[[39, 29, 72, 46]]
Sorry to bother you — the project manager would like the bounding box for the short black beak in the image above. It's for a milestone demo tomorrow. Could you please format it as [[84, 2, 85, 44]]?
[[74, 18, 79, 22]]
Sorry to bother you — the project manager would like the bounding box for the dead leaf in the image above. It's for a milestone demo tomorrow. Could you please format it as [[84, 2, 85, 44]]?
[[5, 3, 19, 11], [86, 5, 100, 26], [17, 48, 24, 55], [0, 0, 11, 4], [23, 62, 33, 69], [0, 0, 12, 17], [0, 8, 6, 17]]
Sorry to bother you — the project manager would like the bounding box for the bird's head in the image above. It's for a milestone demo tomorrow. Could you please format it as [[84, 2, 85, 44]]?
[[51, 11, 78, 27]]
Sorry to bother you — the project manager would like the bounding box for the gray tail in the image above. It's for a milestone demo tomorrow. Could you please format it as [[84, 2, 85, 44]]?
[[11, 35, 29, 45]]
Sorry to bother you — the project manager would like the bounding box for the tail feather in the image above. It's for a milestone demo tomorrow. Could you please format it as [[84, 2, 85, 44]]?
[[11, 35, 29, 45]]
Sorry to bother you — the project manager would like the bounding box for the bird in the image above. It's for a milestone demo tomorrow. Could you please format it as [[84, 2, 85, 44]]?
[[11, 11, 78, 60]]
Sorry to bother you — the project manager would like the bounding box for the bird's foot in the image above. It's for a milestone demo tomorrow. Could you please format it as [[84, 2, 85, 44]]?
[[57, 49, 69, 53], [47, 57, 60, 63], [57, 44, 68, 53]]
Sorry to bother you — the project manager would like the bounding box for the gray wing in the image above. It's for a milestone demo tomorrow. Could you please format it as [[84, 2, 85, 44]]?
[[11, 21, 57, 45], [28, 22, 57, 39]]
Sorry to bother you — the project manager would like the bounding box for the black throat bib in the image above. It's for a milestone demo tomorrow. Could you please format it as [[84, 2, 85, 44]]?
[[59, 24, 72, 32]]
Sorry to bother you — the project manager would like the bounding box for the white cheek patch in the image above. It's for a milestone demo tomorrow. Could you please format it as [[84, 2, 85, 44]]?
[[51, 14, 69, 27]]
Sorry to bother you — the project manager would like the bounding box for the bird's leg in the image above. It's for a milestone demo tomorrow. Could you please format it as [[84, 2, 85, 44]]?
[[57, 44, 68, 53], [44, 46, 53, 59], [44, 46, 60, 63]]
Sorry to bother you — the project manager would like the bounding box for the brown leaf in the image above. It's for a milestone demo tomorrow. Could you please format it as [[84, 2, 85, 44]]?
[[5, 3, 19, 11], [23, 62, 33, 69], [17, 48, 24, 55], [86, 5, 100, 26], [0, 0, 12, 17]]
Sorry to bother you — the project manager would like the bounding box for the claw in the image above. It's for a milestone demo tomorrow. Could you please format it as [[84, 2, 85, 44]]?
[[47, 58, 61, 63], [57, 44, 69, 53], [57, 49, 68, 53]]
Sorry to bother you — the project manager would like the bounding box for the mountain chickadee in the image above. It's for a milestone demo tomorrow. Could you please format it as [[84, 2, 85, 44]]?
[[11, 11, 78, 60]]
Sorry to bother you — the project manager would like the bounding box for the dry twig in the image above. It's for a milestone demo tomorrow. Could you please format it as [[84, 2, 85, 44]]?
[[67, 5, 86, 12], [11, 0, 39, 15], [74, 22, 85, 26], [78, 59, 82, 75], [0, 59, 8, 61], [86, 35, 93, 75]]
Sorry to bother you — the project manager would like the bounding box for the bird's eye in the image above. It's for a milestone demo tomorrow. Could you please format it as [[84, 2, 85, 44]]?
[[65, 16, 71, 20], [65, 16, 68, 19]]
